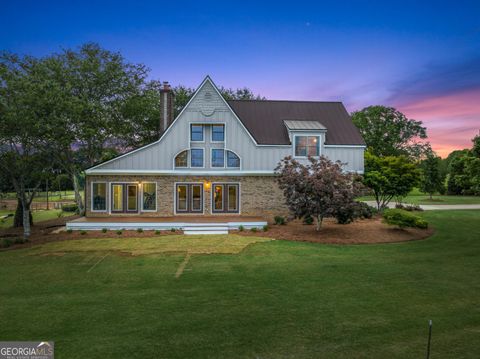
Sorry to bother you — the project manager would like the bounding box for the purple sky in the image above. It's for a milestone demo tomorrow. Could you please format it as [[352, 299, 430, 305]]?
[[1, 0, 479, 156]]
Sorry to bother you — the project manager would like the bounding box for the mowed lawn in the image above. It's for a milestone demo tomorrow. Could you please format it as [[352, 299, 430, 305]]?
[[0, 211, 479, 358], [0, 209, 75, 229]]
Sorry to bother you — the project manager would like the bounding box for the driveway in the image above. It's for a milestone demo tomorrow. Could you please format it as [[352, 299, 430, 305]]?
[[363, 201, 480, 211]]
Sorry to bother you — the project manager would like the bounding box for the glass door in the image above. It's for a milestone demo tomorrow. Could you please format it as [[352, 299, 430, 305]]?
[[127, 185, 138, 212], [112, 184, 124, 212], [176, 183, 203, 213], [111, 183, 138, 213], [212, 183, 239, 213]]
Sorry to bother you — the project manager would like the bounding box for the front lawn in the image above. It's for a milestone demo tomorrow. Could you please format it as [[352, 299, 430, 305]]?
[[0, 210, 479, 358], [358, 194, 480, 205]]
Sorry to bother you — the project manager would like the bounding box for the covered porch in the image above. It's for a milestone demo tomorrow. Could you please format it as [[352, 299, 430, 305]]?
[[66, 215, 268, 234]]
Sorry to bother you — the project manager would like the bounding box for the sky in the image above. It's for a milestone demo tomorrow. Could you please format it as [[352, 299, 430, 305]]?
[[1, 0, 479, 157]]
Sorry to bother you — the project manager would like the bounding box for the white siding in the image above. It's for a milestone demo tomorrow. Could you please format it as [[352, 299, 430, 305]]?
[[87, 77, 365, 174]]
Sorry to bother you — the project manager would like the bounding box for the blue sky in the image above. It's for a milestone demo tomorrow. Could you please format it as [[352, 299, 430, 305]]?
[[1, 0, 479, 155]]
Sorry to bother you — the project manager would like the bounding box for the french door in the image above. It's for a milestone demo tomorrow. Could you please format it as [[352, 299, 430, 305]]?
[[176, 183, 204, 213], [212, 183, 239, 213], [111, 183, 138, 213]]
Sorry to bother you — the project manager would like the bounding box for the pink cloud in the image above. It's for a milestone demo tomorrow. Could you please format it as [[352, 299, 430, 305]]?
[[396, 89, 480, 157]]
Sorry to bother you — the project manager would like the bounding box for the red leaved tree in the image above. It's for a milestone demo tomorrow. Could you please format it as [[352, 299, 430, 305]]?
[[275, 156, 362, 231]]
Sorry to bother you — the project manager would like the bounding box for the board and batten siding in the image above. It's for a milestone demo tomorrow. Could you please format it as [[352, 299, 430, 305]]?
[[88, 78, 364, 174]]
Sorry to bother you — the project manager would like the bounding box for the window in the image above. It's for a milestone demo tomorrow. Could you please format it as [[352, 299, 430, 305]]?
[[211, 149, 225, 167], [190, 148, 204, 167], [142, 182, 156, 211], [226, 151, 240, 168], [213, 185, 223, 211], [191, 185, 202, 211], [92, 183, 106, 211], [190, 124, 204, 142], [177, 185, 188, 212], [295, 136, 320, 157], [127, 185, 138, 211], [175, 150, 188, 168], [227, 185, 238, 211], [176, 183, 204, 213], [212, 124, 225, 142]]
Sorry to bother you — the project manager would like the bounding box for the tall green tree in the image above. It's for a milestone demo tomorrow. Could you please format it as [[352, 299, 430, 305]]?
[[0, 53, 53, 238], [351, 105, 430, 158], [363, 152, 421, 210], [420, 152, 443, 199], [446, 133, 480, 195]]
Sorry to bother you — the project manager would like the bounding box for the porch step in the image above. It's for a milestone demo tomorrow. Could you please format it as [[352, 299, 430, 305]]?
[[183, 226, 229, 235]]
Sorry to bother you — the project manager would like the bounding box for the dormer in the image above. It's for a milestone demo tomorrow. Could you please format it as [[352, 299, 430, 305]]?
[[283, 120, 327, 158]]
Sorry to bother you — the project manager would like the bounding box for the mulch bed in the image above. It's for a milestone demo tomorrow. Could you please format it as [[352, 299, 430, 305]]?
[[237, 216, 434, 244], [1, 215, 434, 251]]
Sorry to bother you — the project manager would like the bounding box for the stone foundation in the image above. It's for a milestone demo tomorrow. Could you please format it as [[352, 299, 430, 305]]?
[[85, 175, 289, 220]]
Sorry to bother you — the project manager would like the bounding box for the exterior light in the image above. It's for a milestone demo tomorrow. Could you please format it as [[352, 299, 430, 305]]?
[[205, 181, 211, 190]]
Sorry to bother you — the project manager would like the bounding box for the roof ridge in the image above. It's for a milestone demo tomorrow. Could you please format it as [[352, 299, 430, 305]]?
[[227, 99, 343, 104]]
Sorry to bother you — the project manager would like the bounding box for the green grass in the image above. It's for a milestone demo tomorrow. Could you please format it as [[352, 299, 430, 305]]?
[[1, 210, 479, 358], [0, 209, 74, 228], [358, 188, 480, 205], [1, 190, 81, 202]]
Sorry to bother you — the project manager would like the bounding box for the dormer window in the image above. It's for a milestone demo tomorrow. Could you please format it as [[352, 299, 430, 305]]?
[[190, 124, 204, 142], [226, 150, 240, 168], [294, 136, 320, 157], [211, 124, 225, 142]]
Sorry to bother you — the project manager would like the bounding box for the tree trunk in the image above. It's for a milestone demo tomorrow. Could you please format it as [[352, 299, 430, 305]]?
[[316, 215, 323, 231], [14, 199, 33, 227], [429, 192, 433, 200], [21, 199, 31, 240], [73, 173, 85, 215]]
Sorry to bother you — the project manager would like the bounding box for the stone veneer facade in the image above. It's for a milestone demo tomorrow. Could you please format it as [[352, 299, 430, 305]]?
[[85, 175, 289, 219]]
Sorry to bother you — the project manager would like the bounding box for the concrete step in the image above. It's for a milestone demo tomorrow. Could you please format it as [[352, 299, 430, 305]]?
[[183, 226, 229, 235]]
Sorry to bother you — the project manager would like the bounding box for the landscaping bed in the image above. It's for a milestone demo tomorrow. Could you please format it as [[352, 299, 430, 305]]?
[[238, 216, 434, 244]]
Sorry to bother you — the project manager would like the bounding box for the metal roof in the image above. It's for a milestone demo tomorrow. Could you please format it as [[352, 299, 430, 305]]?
[[283, 120, 326, 131]]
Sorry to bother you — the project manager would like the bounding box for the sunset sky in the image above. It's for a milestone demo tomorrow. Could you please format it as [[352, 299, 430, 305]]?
[[1, 0, 479, 157]]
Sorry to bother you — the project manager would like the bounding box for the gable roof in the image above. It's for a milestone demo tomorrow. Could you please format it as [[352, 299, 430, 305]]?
[[227, 100, 365, 146]]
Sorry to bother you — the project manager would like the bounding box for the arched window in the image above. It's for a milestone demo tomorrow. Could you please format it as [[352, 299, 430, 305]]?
[[175, 150, 188, 168], [226, 150, 240, 168]]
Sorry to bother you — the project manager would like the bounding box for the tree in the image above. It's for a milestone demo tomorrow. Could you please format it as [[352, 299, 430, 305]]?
[[363, 152, 421, 210], [275, 156, 361, 231], [0, 53, 53, 238], [446, 133, 480, 195], [351, 105, 430, 158], [420, 152, 443, 199]]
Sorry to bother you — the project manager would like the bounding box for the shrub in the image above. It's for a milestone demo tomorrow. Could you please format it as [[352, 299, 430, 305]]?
[[155, 230, 161, 235], [238, 225, 244, 232], [303, 215, 314, 225], [14, 237, 25, 244], [137, 228, 143, 233], [250, 227, 258, 233], [101, 228, 108, 233], [395, 203, 423, 212], [262, 225, 269, 232], [66, 229, 73, 234], [61, 204, 78, 212], [354, 202, 375, 219], [80, 230, 87, 235], [170, 228, 176, 232], [274, 216, 286, 225], [336, 202, 376, 224], [382, 209, 428, 229], [1, 238, 13, 248], [116, 230, 123, 235]]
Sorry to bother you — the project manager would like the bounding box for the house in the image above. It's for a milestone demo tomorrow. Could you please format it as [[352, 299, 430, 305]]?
[[72, 76, 365, 232]]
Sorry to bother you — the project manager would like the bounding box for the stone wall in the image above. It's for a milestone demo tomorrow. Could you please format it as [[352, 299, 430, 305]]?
[[85, 175, 289, 220]]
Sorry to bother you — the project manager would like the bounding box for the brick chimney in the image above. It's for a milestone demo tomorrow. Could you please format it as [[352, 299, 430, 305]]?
[[159, 81, 175, 135]]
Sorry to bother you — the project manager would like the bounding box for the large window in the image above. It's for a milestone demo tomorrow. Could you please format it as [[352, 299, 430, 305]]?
[[295, 136, 320, 157], [226, 150, 240, 168], [111, 183, 138, 213], [175, 150, 188, 168], [211, 149, 225, 167], [190, 148, 204, 167], [211, 124, 225, 142], [92, 183, 107, 211], [112, 184, 124, 212], [190, 124, 204, 142], [142, 182, 156, 211], [176, 183, 203, 213]]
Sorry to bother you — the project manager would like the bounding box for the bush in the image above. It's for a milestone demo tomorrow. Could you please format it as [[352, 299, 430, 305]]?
[[170, 228, 176, 232], [61, 204, 78, 212], [1, 238, 13, 248], [354, 202, 375, 219], [335, 202, 375, 224], [101, 228, 108, 233], [274, 216, 286, 225], [80, 230, 87, 235], [14, 237, 25, 244], [238, 225, 244, 232], [137, 228, 143, 233], [250, 227, 258, 233], [66, 229, 73, 234], [116, 230, 122, 235], [303, 215, 314, 225], [263, 225, 269, 232], [395, 203, 423, 212], [382, 209, 428, 229], [155, 230, 161, 235]]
